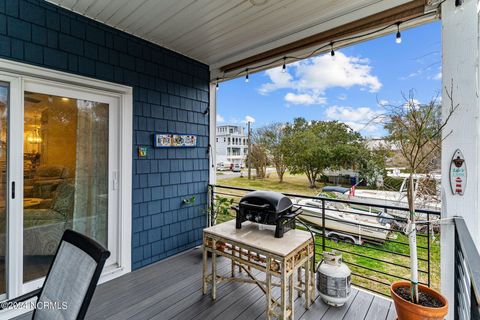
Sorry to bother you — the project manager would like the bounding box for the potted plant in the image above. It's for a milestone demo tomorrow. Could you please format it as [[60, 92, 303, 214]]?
[[382, 86, 458, 319]]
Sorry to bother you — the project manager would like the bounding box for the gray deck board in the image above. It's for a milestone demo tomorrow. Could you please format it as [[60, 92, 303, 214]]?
[[319, 289, 359, 320], [364, 295, 392, 320], [342, 289, 374, 320], [11, 248, 396, 320]]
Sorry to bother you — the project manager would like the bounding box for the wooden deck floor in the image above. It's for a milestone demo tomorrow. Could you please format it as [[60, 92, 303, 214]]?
[[15, 248, 396, 319]]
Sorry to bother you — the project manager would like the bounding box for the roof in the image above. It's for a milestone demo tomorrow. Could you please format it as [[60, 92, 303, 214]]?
[[46, 0, 435, 80]]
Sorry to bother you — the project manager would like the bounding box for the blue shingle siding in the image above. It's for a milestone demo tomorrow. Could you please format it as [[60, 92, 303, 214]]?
[[1, 0, 209, 270]]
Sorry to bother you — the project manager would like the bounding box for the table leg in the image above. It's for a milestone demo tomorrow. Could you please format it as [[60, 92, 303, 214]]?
[[202, 246, 208, 295], [231, 245, 235, 277], [310, 256, 316, 304], [266, 257, 272, 320], [212, 242, 217, 300], [305, 260, 311, 308], [281, 272, 287, 319], [289, 273, 294, 320]]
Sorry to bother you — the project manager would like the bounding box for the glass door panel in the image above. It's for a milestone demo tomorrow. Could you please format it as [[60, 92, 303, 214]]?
[[23, 91, 109, 283], [0, 83, 8, 295]]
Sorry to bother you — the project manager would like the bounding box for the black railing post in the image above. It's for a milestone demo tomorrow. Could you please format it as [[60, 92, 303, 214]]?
[[210, 185, 215, 226], [427, 212, 431, 287], [322, 198, 326, 252]]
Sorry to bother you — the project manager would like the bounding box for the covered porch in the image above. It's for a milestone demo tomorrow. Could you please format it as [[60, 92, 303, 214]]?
[[15, 248, 396, 320], [0, 0, 478, 319]]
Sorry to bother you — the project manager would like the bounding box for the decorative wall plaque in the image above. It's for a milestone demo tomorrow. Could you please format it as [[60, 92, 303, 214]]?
[[154, 134, 197, 148], [449, 149, 466, 195]]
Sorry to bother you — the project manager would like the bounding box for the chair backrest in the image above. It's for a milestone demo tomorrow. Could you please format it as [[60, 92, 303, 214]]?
[[33, 229, 110, 320]]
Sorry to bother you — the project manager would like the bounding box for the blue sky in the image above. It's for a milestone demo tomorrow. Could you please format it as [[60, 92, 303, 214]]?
[[216, 21, 441, 138]]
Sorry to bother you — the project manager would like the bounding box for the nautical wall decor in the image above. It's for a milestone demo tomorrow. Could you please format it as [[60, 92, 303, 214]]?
[[154, 134, 197, 148], [449, 149, 466, 195], [138, 146, 148, 157]]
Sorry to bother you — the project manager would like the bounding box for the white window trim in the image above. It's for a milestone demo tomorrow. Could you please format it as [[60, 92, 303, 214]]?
[[0, 58, 132, 293]]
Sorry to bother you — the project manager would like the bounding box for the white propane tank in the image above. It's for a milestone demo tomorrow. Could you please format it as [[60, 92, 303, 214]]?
[[317, 251, 351, 306]]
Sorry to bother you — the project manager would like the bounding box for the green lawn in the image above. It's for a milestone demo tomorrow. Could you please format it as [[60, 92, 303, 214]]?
[[214, 171, 440, 296]]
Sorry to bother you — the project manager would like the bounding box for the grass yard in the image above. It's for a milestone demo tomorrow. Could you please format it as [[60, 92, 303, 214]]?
[[217, 172, 324, 195], [213, 171, 441, 296]]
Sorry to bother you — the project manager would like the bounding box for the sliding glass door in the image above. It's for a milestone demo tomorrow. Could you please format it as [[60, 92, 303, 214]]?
[[0, 71, 125, 299], [22, 89, 111, 284]]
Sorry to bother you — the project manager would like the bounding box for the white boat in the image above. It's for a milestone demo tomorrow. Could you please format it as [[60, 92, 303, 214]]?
[[322, 175, 441, 220], [295, 198, 392, 243]]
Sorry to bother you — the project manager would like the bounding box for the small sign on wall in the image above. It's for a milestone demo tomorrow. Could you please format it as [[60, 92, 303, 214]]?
[[154, 134, 197, 148], [450, 149, 466, 195], [138, 146, 148, 157]]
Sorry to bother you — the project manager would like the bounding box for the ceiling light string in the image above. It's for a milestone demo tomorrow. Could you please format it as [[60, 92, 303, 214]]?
[[215, 8, 440, 84], [396, 22, 402, 44]]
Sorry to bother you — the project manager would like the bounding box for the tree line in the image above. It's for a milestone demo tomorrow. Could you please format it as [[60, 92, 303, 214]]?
[[247, 117, 388, 188]]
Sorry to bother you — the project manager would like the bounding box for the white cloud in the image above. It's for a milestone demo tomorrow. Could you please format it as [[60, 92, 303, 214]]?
[[325, 105, 383, 133], [258, 68, 294, 95], [258, 52, 382, 106], [284, 93, 325, 105], [243, 115, 255, 123], [378, 99, 389, 106], [430, 72, 442, 80], [216, 114, 225, 123]]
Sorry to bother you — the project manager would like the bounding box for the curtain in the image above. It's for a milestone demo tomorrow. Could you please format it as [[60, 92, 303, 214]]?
[[72, 100, 108, 246]]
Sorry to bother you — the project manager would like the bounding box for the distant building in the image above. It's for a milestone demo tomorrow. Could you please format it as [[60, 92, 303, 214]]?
[[216, 125, 248, 168]]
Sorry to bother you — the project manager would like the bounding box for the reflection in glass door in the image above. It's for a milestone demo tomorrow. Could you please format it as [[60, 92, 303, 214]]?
[[23, 91, 109, 283], [0, 83, 7, 295]]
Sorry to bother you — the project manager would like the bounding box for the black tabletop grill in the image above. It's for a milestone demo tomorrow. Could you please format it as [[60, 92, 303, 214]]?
[[232, 191, 300, 238]]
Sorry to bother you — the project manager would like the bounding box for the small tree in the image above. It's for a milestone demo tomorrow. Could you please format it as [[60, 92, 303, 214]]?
[[358, 145, 389, 188], [256, 123, 287, 182], [282, 118, 365, 188], [382, 87, 458, 303], [246, 143, 269, 179]]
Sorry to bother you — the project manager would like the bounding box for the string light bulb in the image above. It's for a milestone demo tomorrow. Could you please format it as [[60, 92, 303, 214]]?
[[282, 57, 286, 73], [395, 22, 402, 44], [330, 42, 335, 57], [245, 69, 249, 83], [216, 78, 219, 91]]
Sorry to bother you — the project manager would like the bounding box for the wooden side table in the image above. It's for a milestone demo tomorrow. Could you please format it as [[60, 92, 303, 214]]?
[[203, 220, 315, 320]]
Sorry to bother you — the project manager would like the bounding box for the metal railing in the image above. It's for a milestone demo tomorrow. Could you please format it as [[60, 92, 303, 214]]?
[[454, 217, 480, 320], [208, 184, 441, 297]]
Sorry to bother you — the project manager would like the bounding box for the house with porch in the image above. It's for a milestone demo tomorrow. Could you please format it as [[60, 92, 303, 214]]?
[[0, 0, 477, 319]]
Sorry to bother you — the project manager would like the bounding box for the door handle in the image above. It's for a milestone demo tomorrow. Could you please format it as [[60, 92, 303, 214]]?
[[11, 181, 14, 199]]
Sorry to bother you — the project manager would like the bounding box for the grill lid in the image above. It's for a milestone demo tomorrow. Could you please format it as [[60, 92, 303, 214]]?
[[240, 190, 293, 213]]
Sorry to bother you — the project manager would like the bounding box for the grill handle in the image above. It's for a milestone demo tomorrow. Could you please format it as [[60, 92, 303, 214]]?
[[238, 201, 270, 210], [280, 206, 302, 220]]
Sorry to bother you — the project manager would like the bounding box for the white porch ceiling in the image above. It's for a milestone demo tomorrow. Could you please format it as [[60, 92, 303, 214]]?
[[46, 0, 428, 79]]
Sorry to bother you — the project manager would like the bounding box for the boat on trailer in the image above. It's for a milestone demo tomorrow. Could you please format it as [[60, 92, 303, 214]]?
[[295, 198, 393, 244], [322, 177, 441, 220]]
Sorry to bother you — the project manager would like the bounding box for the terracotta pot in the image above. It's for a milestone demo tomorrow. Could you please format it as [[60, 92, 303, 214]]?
[[390, 281, 448, 320]]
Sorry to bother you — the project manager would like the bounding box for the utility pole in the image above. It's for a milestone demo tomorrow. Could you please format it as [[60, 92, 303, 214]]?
[[247, 121, 252, 180]]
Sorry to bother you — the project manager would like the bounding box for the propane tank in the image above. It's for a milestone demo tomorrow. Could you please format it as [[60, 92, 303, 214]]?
[[316, 251, 351, 306]]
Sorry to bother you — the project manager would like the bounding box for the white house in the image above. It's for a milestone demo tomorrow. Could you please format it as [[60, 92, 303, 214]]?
[[216, 125, 248, 168]]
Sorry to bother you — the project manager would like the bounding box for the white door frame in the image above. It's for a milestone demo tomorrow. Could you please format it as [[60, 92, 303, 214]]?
[[0, 58, 133, 299]]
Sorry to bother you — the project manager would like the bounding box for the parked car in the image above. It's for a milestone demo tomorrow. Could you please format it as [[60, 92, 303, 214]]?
[[232, 163, 241, 172], [216, 162, 232, 171]]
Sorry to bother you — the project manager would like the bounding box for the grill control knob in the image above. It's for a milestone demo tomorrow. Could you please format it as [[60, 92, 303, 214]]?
[[255, 215, 262, 222], [245, 214, 252, 220]]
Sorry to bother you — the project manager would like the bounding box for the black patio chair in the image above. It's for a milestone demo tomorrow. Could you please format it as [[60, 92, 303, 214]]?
[[0, 229, 110, 319]]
